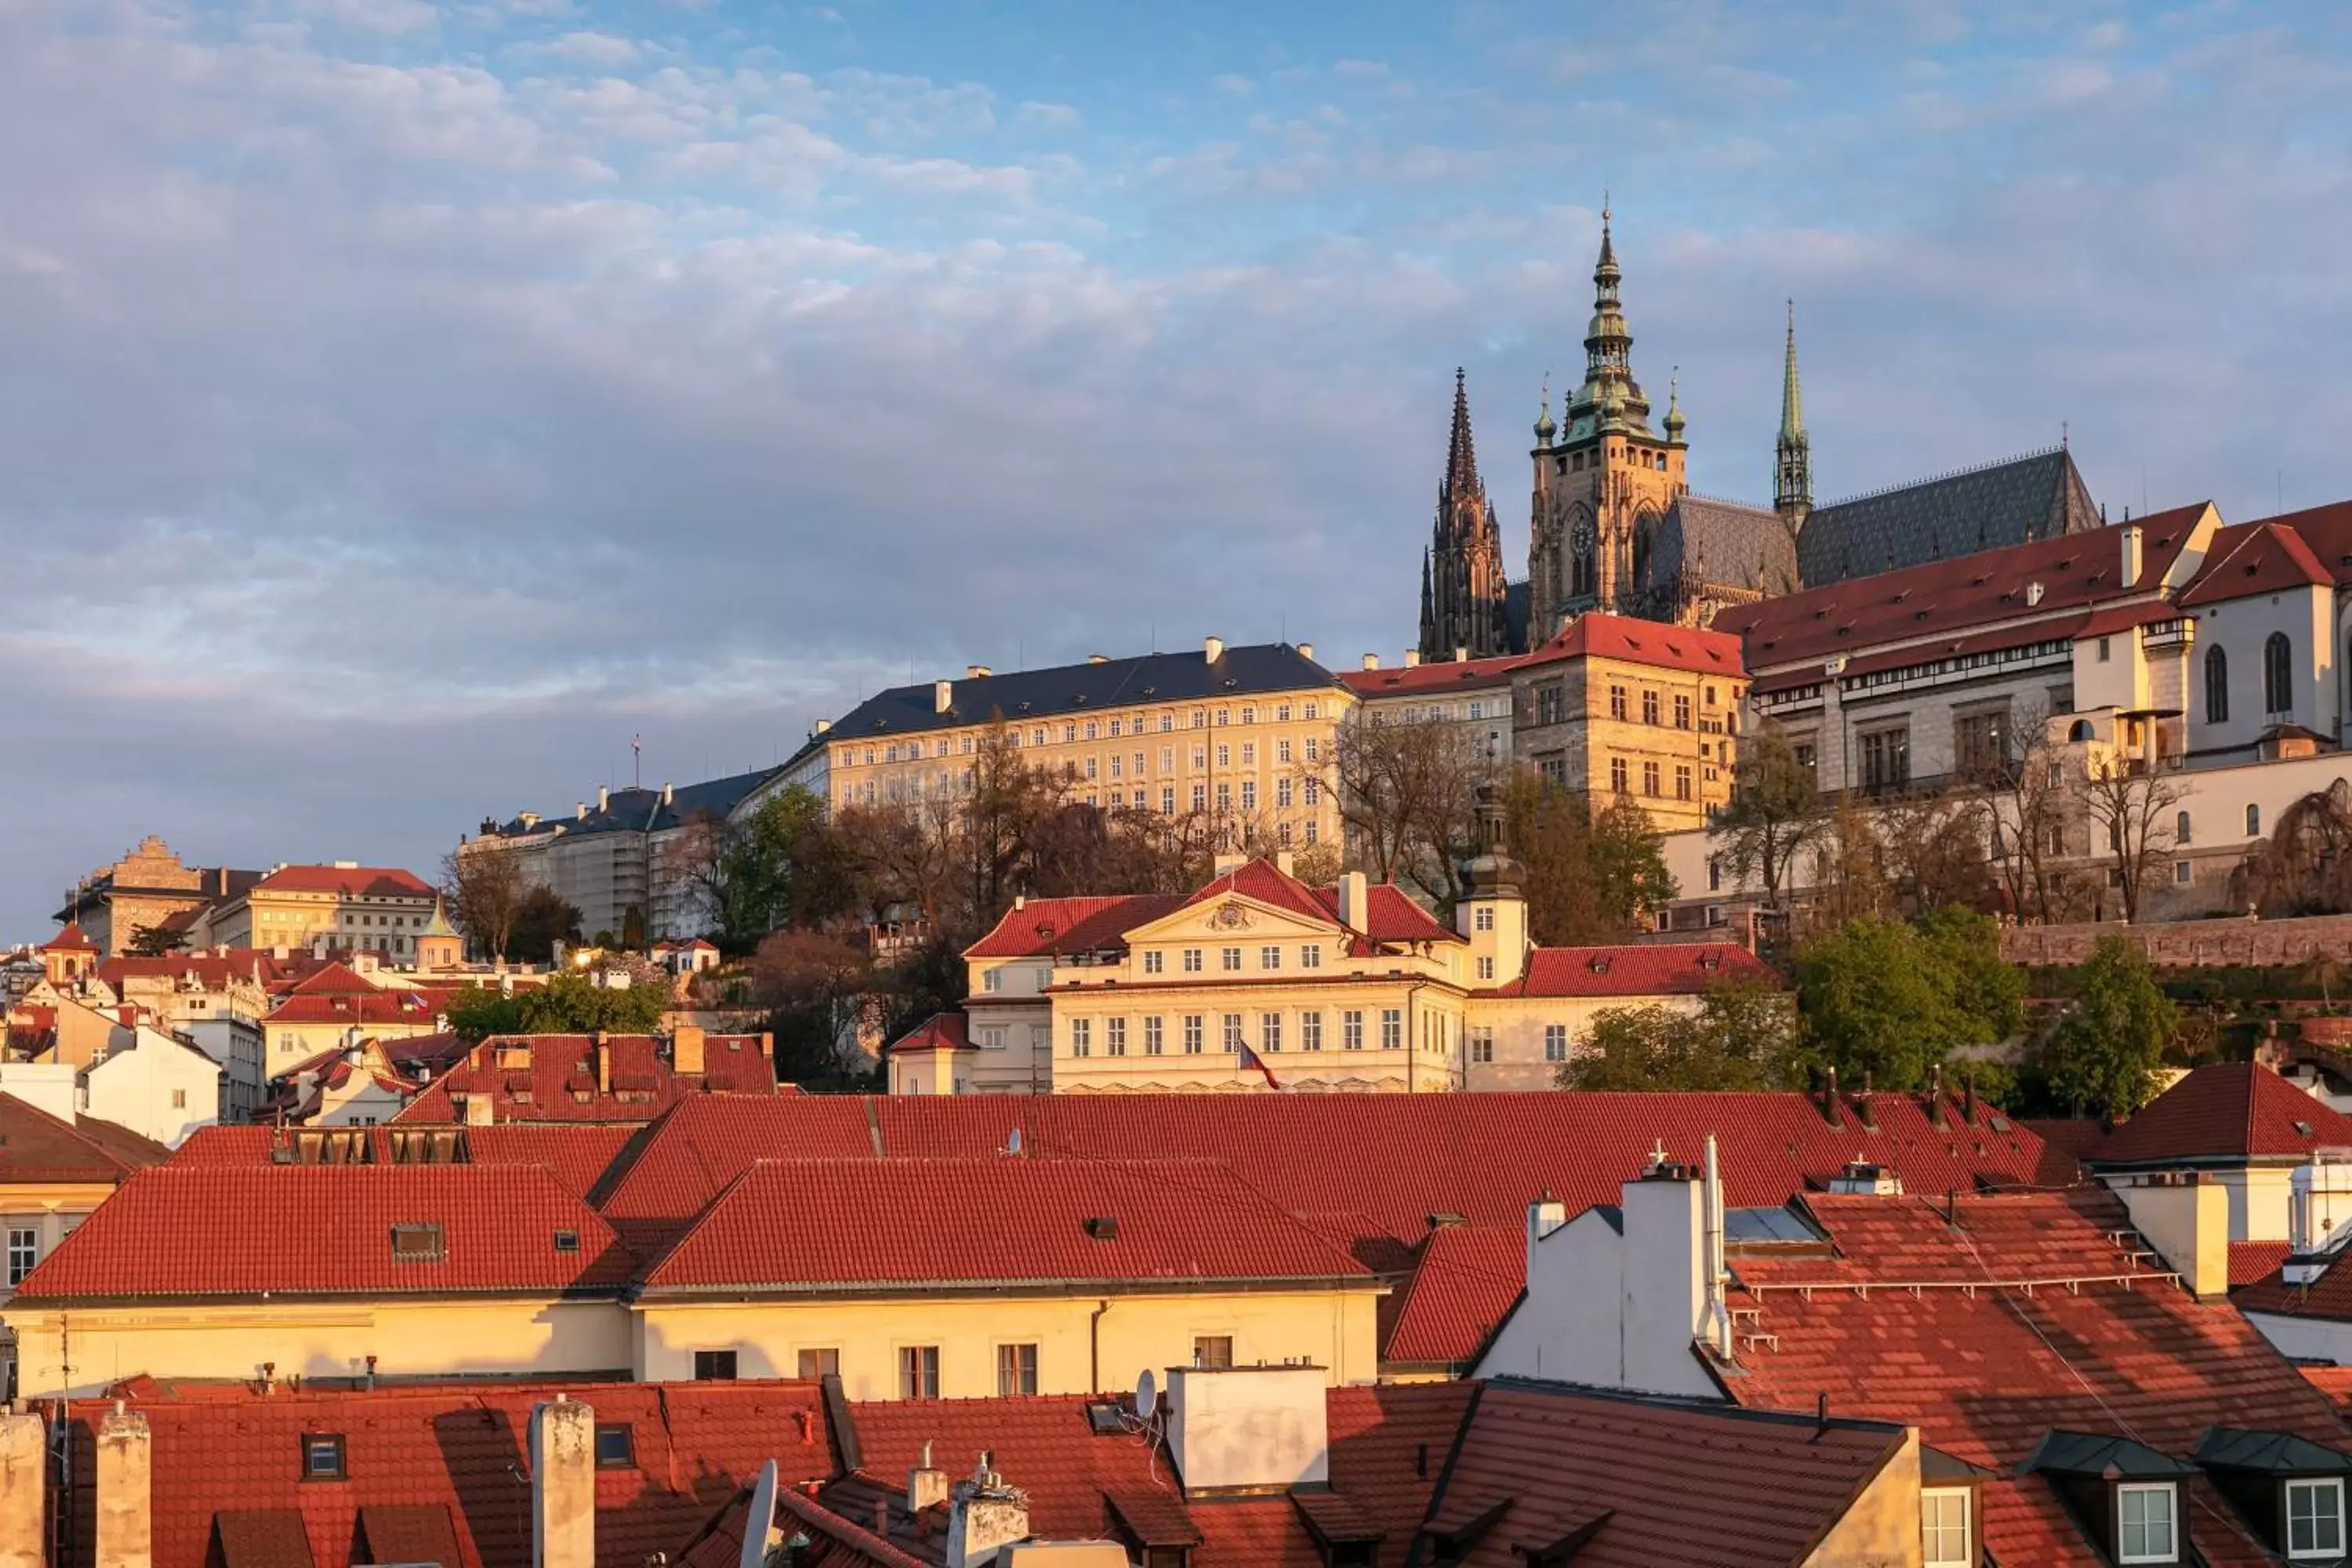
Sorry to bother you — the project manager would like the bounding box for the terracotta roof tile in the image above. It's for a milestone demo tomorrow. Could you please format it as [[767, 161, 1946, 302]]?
[[1475, 942, 1773, 999], [0, 1094, 169, 1182], [1337, 653, 1524, 698], [396, 1033, 778, 1125], [2093, 1062, 2352, 1164], [1513, 612, 1746, 680], [43, 921, 97, 953], [964, 895, 1185, 960], [1381, 1225, 1525, 1370], [2180, 520, 2338, 607], [252, 865, 435, 898], [888, 1014, 971, 1054], [2231, 1240, 2293, 1289]]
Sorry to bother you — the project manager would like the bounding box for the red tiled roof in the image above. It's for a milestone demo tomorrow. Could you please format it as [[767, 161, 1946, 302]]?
[[395, 1032, 778, 1125], [2091, 1062, 2352, 1164], [266, 989, 443, 1027], [641, 1157, 1374, 1294], [1185, 858, 1335, 924], [1718, 503, 2209, 672], [2232, 1240, 2293, 1289], [1381, 1225, 1525, 1369], [94, 949, 300, 989], [0, 1094, 169, 1182], [1726, 1189, 2346, 1566], [966, 863, 1458, 961], [58, 1378, 835, 1568], [1477, 942, 1774, 999], [43, 921, 96, 953], [1337, 652, 1524, 698], [888, 1013, 971, 1054], [14, 1164, 634, 1301], [965, 895, 1185, 959], [2303, 1364, 2352, 1409], [2180, 520, 2337, 608], [252, 864, 436, 898], [165, 1122, 643, 1201], [2239, 499, 2352, 586], [1340, 881, 1461, 946], [1426, 1382, 1907, 1568], [1515, 612, 1746, 680]]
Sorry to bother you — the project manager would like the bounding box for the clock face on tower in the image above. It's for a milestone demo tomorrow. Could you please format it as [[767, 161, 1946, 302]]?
[[1570, 517, 1595, 555]]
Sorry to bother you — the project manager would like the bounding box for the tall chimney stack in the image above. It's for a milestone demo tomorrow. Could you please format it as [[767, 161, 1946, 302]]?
[[673, 1025, 706, 1077], [0, 1406, 45, 1568], [946, 1453, 1030, 1568], [531, 1395, 596, 1568], [95, 1403, 151, 1568]]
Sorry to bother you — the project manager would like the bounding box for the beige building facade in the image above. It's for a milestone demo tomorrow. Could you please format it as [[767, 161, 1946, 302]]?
[[198, 862, 439, 959]]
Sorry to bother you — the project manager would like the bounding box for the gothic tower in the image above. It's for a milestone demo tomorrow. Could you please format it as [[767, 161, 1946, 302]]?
[[1527, 203, 1688, 639], [1774, 300, 1812, 533], [1418, 368, 1513, 660]]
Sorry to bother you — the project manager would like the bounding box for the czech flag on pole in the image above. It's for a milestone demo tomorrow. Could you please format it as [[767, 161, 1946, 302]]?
[[1238, 1040, 1281, 1091]]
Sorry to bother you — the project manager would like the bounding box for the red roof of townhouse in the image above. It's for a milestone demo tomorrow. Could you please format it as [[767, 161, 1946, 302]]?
[[1515, 611, 1746, 680], [1423, 1381, 1910, 1568], [967, 859, 1458, 961], [252, 863, 437, 898], [1337, 651, 1525, 698], [93, 950, 298, 990], [56, 1377, 837, 1568], [168, 1121, 644, 1202], [2180, 519, 2338, 607], [2236, 499, 2352, 586], [13, 1163, 635, 1301], [395, 1031, 779, 1124], [1380, 1223, 1526, 1370], [2079, 1062, 2352, 1165], [887, 1013, 971, 1054], [681, 1476, 927, 1568], [1724, 1189, 2351, 1565], [1474, 942, 1774, 999], [0, 1094, 169, 1182], [832, 1381, 1475, 1568], [42, 920, 96, 953], [641, 1156, 1375, 1294], [265, 987, 445, 1027], [1717, 503, 2210, 673]]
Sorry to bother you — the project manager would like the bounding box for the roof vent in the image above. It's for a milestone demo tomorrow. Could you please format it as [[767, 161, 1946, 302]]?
[[1587, 956, 1610, 975], [1083, 1216, 1120, 1241], [2026, 582, 2045, 606], [1087, 654, 1109, 665]]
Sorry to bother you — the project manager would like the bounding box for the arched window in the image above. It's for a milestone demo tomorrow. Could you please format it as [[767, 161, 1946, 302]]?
[[2265, 632, 2292, 716], [2247, 804, 2262, 838], [2068, 719, 2096, 743], [2205, 644, 2228, 724], [2176, 811, 2192, 845]]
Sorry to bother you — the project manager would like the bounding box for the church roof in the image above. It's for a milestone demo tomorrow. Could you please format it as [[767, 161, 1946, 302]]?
[[1642, 495, 1800, 603], [1796, 445, 2099, 586]]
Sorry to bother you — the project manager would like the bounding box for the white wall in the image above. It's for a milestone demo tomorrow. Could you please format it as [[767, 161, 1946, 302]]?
[[2189, 585, 2340, 753], [83, 1031, 221, 1146]]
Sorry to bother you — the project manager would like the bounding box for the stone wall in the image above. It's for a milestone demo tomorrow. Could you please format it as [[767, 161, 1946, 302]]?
[[2002, 912, 2352, 968]]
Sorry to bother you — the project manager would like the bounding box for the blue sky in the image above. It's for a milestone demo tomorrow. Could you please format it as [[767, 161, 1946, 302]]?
[[4, 0, 2350, 935]]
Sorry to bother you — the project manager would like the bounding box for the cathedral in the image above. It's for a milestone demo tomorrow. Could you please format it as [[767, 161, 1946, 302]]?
[[1415, 207, 2102, 655]]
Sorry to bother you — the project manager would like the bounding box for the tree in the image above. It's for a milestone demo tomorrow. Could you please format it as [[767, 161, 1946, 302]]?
[[445, 969, 670, 1040], [671, 785, 860, 951], [1319, 713, 1491, 905], [1969, 697, 2074, 926], [125, 922, 188, 957], [1918, 906, 2027, 1045], [2037, 933, 2175, 1116], [1711, 720, 1827, 911], [1877, 788, 1994, 917], [1795, 909, 2024, 1090], [1563, 981, 1802, 1091], [1809, 793, 1891, 927], [2235, 779, 2352, 916], [1504, 773, 1603, 946], [443, 842, 527, 960], [2073, 752, 2186, 923], [1585, 799, 1677, 931], [507, 886, 583, 965], [752, 928, 877, 1084]]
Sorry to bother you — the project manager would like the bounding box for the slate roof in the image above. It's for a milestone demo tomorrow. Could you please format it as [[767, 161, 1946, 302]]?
[[394, 1031, 778, 1124], [1796, 445, 2101, 586], [639, 1156, 1376, 1294], [1474, 942, 1774, 999], [1641, 495, 1800, 603], [0, 1094, 170, 1183], [483, 767, 786, 841], [1423, 1381, 1908, 1568], [2088, 1062, 2352, 1165], [56, 1377, 837, 1568], [13, 1163, 635, 1301], [1725, 1189, 2349, 1566]]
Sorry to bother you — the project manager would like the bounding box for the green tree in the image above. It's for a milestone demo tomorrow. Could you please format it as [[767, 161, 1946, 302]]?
[[1795, 909, 2027, 1090], [124, 922, 188, 957], [673, 786, 860, 953], [507, 886, 583, 965], [1918, 906, 2025, 1044], [1586, 798, 1678, 931], [445, 969, 671, 1040], [2038, 934, 2176, 1116], [1563, 982, 1802, 1091], [1710, 720, 1828, 910]]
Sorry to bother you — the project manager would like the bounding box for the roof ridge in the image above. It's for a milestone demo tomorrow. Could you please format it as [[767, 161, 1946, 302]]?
[[1816, 445, 2067, 513]]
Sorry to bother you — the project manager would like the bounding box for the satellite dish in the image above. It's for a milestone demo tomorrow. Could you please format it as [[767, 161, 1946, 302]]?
[[1134, 1369, 1158, 1420], [739, 1459, 779, 1568]]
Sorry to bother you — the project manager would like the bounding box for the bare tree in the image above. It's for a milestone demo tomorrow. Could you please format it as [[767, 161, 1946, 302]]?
[[1876, 786, 1995, 916], [443, 841, 526, 960], [1314, 714, 1491, 904], [1710, 720, 1828, 912], [2235, 779, 2352, 916], [1971, 701, 2074, 926], [2074, 753, 2187, 924]]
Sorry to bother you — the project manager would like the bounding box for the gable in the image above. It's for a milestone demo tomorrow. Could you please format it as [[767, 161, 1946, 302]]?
[[1122, 892, 1341, 947]]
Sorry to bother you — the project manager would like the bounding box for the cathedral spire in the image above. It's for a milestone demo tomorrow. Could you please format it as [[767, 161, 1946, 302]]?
[[1446, 365, 1479, 496], [1420, 368, 1511, 661], [1779, 299, 1806, 445], [1775, 299, 1812, 530], [1564, 197, 1652, 441]]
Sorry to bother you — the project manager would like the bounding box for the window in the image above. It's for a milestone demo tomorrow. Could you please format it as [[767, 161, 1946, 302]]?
[[2249, 804, 2263, 837], [1191, 783, 1207, 811], [2097, 635, 2112, 662], [1608, 684, 1627, 720], [1070, 1018, 1091, 1057], [1260, 1013, 1282, 1052], [1792, 739, 1817, 777], [1859, 727, 1911, 790], [1538, 684, 1564, 726], [1471, 905, 1495, 933], [1610, 757, 1628, 793], [595, 1424, 636, 1468], [797, 1348, 840, 1379], [1277, 739, 1292, 763], [1192, 1335, 1234, 1370], [1216, 743, 1230, 768], [2175, 860, 2192, 884], [1301, 943, 1322, 970], [900, 1345, 942, 1399], [1216, 782, 1232, 811], [1642, 760, 1661, 797], [695, 1349, 738, 1381], [1956, 709, 2009, 776], [390, 1222, 445, 1263], [301, 1433, 347, 1480], [1259, 945, 1282, 971], [2288, 1477, 2343, 1559], [1221, 946, 1243, 972], [2266, 632, 2294, 716], [983, 967, 1003, 993], [1144, 950, 1163, 975], [1468, 1027, 1494, 1064], [1183, 948, 1203, 973], [1183, 1015, 1203, 1054], [1221, 1014, 1243, 1052], [1920, 1489, 1972, 1566], [1674, 763, 1692, 800], [1381, 1009, 1403, 1049], [1276, 777, 1293, 809], [1144, 1017, 1164, 1055], [171, 1088, 187, 1109], [2176, 811, 2191, 844], [1343, 1011, 1363, 1050], [6, 1228, 36, 1286], [1241, 742, 1256, 765], [1544, 1024, 1568, 1063], [1106, 1017, 1127, 1056], [979, 1026, 1007, 1051], [1673, 692, 1692, 729], [1642, 689, 1660, 725], [1476, 956, 1495, 981], [2118, 1482, 2176, 1563], [996, 1343, 1040, 1396], [1301, 1012, 1323, 1051]]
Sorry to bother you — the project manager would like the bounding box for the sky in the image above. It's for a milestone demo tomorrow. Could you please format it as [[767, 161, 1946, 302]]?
[[4, 0, 2350, 938]]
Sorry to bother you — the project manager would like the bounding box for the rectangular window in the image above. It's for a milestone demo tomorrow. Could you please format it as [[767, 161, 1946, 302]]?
[[1301, 1012, 1323, 1051], [1191, 784, 1207, 811], [1475, 906, 1494, 932], [1277, 739, 1292, 763], [1160, 787, 1176, 815], [1544, 1024, 1568, 1063], [1608, 684, 1627, 720], [390, 1222, 445, 1263], [1381, 1009, 1403, 1049], [302, 1434, 347, 1480], [2289, 1478, 2343, 1559], [1276, 777, 1294, 809], [1476, 955, 1495, 981], [1241, 742, 1256, 764], [1955, 709, 2009, 776], [1069, 1018, 1091, 1057], [1610, 757, 1628, 793], [1183, 948, 1203, 973], [1674, 692, 1692, 729], [1221, 1014, 1243, 1052], [1216, 782, 1231, 811], [1240, 779, 1257, 811], [1216, 743, 1231, 768], [1260, 1013, 1282, 1052], [900, 1345, 942, 1399], [1859, 727, 1911, 791], [595, 1424, 636, 1468], [2175, 860, 2192, 884], [1184, 1014, 1204, 1054], [797, 1348, 840, 1380], [1161, 746, 1174, 771], [996, 1343, 1040, 1396], [1675, 763, 1692, 800], [984, 967, 1003, 993], [1468, 1027, 1494, 1064], [1105, 1017, 1127, 1056], [1260, 945, 1281, 971], [1301, 943, 1322, 969], [1221, 946, 1243, 971], [1641, 689, 1660, 724], [1192, 1335, 1234, 1370], [1642, 760, 1661, 797], [1921, 1489, 1971, 1566], [1144, 1016, 1164, 1055], [2118, 1483, 2176, 1563], [1144, 950, 1163, 975], [1343, 1010, 1364, 1051], [1792, 739, 1817, 777], [979, 1026, 1007, 1050], [694, 1349, 738, 1381], [5, 1228, 36, 1286]]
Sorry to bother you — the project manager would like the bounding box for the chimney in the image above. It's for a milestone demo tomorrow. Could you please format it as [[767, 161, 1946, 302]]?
[[967, 665, 993, 681], [908, 1440, 949, 1512], [1403, 650, 1421, 668], [661, 782, 674, 806], [2120, 521, 2143, 589], [1297, 643, 1314, 663], [0, 1405, 45, 1568], [673, 1025, 706, 1077], [463, 1091, 494, 1127], [1274, 851, 1295, 879], [575, 803, 588, 822], [531, 1396, 596, 1568], [1086, 655, 1109, 666], [1337, 871, 1367, 932], [1203, 636, 1224, 663], [594, 1032, 612, 1094], [597, 786, 609, 812], [1361, 654, 1379, 671], [1818, 1065, 1841, 1127], [2121, 1171, 2230, 1298], [1620, 1154, 1707, 1393], [1166, 1365, 1328, 1492], [935, 681, 955, 714], [95, 1402, 151, 1568], [1454, 646, 1468, 663], [946, 1453, 1031, 1568], [1526, 1189, 1567, 1280], [814, 718, 833, 735]]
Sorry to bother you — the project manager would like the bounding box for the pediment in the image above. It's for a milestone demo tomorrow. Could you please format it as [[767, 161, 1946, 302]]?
[[1122, 893, 1338, 945]]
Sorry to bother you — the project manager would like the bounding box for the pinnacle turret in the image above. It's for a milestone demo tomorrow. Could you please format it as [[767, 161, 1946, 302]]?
[[1774, 300, 1812, 528], [1562, 198, 1653, 441], [1445, 365, 1480, 497]]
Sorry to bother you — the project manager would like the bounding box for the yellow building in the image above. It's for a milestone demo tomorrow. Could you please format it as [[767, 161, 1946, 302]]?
[[766, 638, 1353, 855], [1508, 611, 1747, 833], [258, 960, 447, 1076], [201, 862, 440, 960]]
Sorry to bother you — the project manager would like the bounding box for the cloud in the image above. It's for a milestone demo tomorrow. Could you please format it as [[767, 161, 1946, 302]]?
[[517, 29, 641, 66], [1016, 99, 1081, 129]]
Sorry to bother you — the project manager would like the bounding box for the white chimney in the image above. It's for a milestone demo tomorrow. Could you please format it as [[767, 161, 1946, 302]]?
[[1203, 636, 1225, 662], [1454, 646, 1468, 663], [1336, 871, 1367, 931], [814, 717, 832, 734], [0, 1406, 45, 1568], [662, 782, 674, 805], [1297, 643, 1314, 662], [597, 786, 610, 811], [95, 1403, 151, 1568], [908, 1441, 949, 1512], [1361, 654, 1379, 671], [1403, 650, 1421, 668], [2122, 1171, 2230, 1298], [1526, 1190, 1567, 1282], [531, 1395, 596, 1568], [935, 680, 955, 714], [1087, 654, 1109, 666], [575, 803, 587, 821], [1166, 1364, 1329, 1493], [2121, 521, 2143, 589], [967, 665, 993, 680], [1620, 1155, 1708, 1394], [946, 1454, 1031, 1568], [1274, 851, 1295, 879]]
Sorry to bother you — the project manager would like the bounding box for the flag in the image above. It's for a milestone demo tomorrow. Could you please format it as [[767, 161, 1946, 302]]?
[[1238, 1040, 1281, 1091]]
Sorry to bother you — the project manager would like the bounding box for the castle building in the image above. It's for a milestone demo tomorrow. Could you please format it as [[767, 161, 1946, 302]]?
[[1417, 370, 1515, 660]]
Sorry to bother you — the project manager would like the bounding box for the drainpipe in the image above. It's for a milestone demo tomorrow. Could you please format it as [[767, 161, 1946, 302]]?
[[1088, 1301, 1109, 1393]]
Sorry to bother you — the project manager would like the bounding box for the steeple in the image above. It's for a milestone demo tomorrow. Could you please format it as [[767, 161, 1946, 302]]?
[[1446, 365, 1479, 496], [1419, 369, 1512, 660], [1664, 367, 1686, 445], [1534, 373, 1555, 446], [1774, 299, 1812, 531], [1563, 198, 1653, 443]]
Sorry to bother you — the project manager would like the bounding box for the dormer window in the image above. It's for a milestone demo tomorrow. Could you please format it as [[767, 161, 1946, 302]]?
[[2118, 1482, 2177, 1563], [2288, 1479, 2345, 1559], [1920, 1488, 1973, 1566]]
